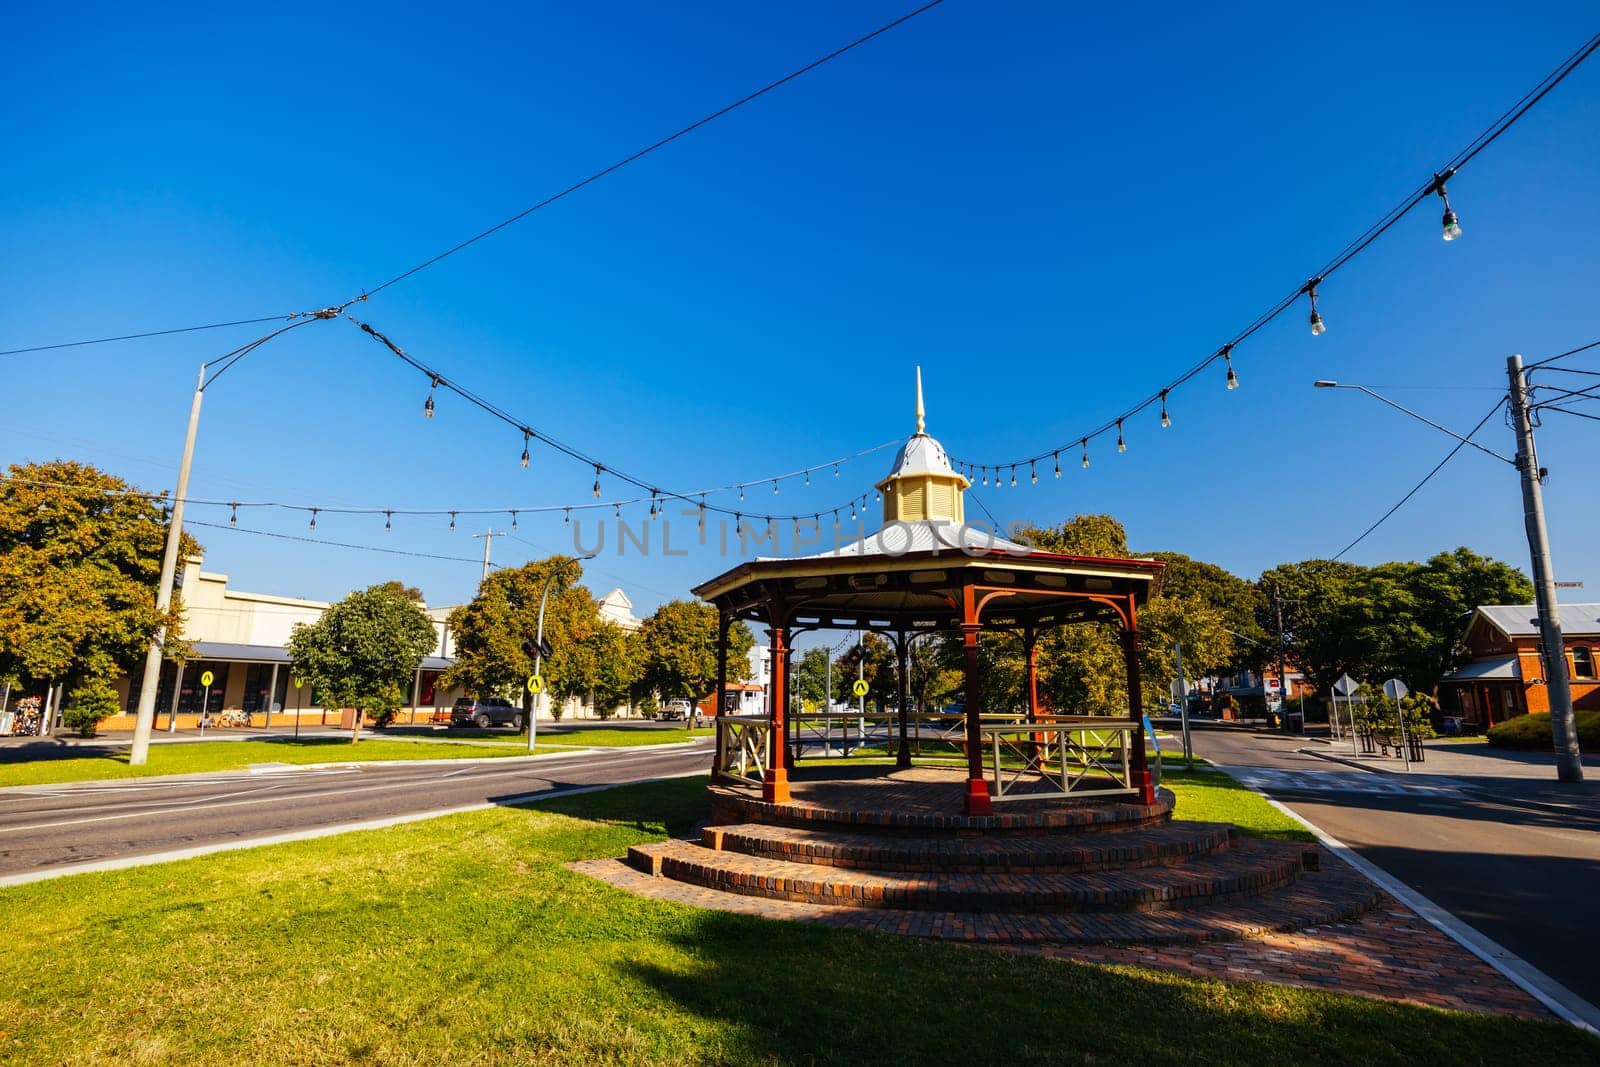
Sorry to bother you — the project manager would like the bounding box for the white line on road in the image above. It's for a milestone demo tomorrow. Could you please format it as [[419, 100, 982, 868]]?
[[1221, 767, 1600, 1034], [0, 769, 708, 888]]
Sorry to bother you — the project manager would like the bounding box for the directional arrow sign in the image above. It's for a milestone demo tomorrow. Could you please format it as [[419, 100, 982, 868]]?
[[200, 670, 214, 688], [852, 678, 869, 698], [527, 675, 545, 695]]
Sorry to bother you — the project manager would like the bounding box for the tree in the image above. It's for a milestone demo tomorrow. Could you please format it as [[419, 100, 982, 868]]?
[[587, 622, 642, 719], [794, 647, 832, 711], [836, 632, 896, 710], [442, 557, 601, 727], [287, 582, 436, 743], [0, 461, 199, 724], [639, 600, 754, 705]]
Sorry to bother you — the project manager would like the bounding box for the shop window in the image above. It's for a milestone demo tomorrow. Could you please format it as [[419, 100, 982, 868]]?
[[242, 663, 290, 714], [176, 662, 229, 715], [1574, 647, 1596, 679]]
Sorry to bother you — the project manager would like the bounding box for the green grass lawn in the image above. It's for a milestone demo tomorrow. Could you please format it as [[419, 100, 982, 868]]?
[[1163, 766, 1314, 842], [0, 737, 554, 788], [1, 776, 1590, 1065], [541, 726, 715, 747]]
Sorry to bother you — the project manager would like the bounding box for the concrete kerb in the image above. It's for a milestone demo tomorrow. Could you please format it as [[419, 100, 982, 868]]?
[[0, 768, 711, 889], [1217, 765, 1600, 1034]]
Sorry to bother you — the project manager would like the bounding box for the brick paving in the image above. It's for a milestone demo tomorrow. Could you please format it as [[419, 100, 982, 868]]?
[[572, 765, 1553, 1020]]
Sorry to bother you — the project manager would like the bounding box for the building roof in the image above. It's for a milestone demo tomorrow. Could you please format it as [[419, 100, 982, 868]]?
[[188, 641, 452, 672], [1474, 603, 1600, 639], [774, 519, 1034, 561], [1440, 655, 1521, 682]]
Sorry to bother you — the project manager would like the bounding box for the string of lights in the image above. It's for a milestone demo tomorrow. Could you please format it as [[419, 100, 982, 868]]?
[[0, 2, 946, 360], [950, 29, 1600, 486], [185, 519, 497, 567], [346, 314, 899, 524]]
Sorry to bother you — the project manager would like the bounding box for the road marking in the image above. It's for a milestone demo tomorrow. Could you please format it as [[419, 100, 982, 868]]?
[[0, 769, 708, 888], [0, 748, 706, 835], [1225, 766, 1466, 797], [1218, 766, 1600, 1035]]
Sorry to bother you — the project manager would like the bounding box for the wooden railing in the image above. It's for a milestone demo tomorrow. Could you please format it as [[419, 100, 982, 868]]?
[[713, 715, 770, 785], [981, 716, 1138, 802]]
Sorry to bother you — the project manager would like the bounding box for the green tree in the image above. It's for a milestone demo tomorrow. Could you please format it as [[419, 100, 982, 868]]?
[[442, 557, 600, 727], [836, 632, 897, 710], [587, 622, 642, 720], [639, 600, 754, 704], [0, 460, 199, 710], [794, 646, 832, 711], [287, 582, 437, 743]]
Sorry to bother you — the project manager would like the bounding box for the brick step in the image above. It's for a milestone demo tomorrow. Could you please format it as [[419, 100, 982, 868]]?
[[703, 821, 1237, 874], [627, 837, 1301, 913], [709, 784, 1174, 837], [577, 844, 1380, 944]]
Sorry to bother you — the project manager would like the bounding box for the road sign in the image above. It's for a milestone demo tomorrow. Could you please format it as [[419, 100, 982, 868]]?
[[527, 675, 545, 695], [851, 678, 869, 698], [200, 670, 214, 688], [291, 676, 304, 689], [1332, 673, 1360, 698], [1382, 678, 1409, 700]]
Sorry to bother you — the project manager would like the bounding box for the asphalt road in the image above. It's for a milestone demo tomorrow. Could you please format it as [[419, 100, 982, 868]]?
[[1185, 730, 1600, 1009], [0, 740, 713, 878]]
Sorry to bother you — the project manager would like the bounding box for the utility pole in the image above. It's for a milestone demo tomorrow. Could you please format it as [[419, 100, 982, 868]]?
[[473, 529, 503, 583], [1272, 585, 1291, 733], [1507, 354, 1583, 783]]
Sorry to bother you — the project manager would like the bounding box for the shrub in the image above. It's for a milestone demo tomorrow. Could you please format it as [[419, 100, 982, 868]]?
[[1487, 710, 1600, 750], [1354, 688, 1437, 740], [62, 677, 120, 738]]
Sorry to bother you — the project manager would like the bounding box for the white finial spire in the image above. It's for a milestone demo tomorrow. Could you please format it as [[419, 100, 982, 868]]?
[[915, 365, 925, 435]]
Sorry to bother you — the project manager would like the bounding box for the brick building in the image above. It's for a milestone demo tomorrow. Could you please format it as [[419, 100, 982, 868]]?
[[1438, 603, 1600, 729]]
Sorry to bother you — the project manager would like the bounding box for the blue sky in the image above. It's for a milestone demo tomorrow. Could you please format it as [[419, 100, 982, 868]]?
[[4, 1, 1598, 636]]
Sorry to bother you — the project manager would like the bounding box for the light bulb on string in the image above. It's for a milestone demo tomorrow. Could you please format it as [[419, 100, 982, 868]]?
[[1435, 173, 1462, 241], [1080, 439, 1090, 469], [833, 464, 840, 478], [449, 511, 457, 531], [1030, 462, 1037, 485], [228, 503, 238, 527], [772, 480, 779, 495], [510, 510, 518, 530], [804, 471, 811, 486], [308, 508, 318, 531], [1221, 345, 1238, 390], [981, 469, 989, 486], [520, 430, 531, 469], [423, 376, 439, 419], [1009, 466, 1017, 488], [739, 485, 745, 502], [1307, 281, 1326, 335], [592, 465, 603, 499], [384, 510, 393, 532], [1117, 419, 1127, 453], [1053, 452, 1061, 478], [1160, 390, 1172, 428], [849, 501, 857, 522], [564, 508, 571, 526]]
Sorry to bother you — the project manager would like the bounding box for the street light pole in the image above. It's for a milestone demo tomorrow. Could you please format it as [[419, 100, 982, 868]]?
[[529, 554, 595, 753], [1507, 354, 1583, 783], [128, 364, 205, 766]]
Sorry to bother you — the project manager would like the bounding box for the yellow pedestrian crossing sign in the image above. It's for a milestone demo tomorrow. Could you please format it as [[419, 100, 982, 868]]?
[[852, 679, 869, 698], [200, 670, 214, 688], [527, 675, 545, 695]]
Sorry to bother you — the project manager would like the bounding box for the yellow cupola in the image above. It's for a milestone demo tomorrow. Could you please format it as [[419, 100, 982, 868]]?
[[876, 367, 970, 525]]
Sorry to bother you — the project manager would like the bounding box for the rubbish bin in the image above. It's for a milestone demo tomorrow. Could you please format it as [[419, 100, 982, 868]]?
[[1286, 711, 1305, 734]]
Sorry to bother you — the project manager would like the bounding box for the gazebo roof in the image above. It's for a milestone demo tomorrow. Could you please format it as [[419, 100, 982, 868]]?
[[692, 371, 1161, 634]]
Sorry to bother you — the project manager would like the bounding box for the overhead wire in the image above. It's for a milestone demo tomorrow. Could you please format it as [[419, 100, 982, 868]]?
[[953, 28, 1600, 478], [1330, 399, 1507, 562]]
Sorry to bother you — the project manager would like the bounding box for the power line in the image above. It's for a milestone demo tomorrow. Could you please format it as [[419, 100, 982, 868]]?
[[1527, 336, 1600, 369], [186, 519, 495, 567], [1330, 399, 1506, 561], [357, 1, 946, 299], [0, 314, 303, 358], [0, 3, 948, 358], [953, 29, 1600, 481]]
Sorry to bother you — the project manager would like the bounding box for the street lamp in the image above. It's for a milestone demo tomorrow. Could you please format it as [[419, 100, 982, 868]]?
[[528, 554, 597, 753], [1313, 373, 1583, 783], [127, 316, 332, 765]]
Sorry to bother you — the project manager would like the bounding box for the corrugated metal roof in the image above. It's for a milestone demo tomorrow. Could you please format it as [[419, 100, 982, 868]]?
[[1476, 603, 1600, 638], [767, 519, 1034, 561], [190, 642, 453, 672], [1440, 655, 1521, 682]]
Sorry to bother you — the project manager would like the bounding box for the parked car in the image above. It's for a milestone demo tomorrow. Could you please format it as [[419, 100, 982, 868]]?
[[450, 697, 522, 729]]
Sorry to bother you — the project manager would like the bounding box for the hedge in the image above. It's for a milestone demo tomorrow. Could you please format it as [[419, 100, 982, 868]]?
[[1486, 710, 1600, 750]]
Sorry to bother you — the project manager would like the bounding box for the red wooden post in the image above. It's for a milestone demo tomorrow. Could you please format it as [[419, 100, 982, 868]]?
[[1122, 596, 1156, 804], [1025, 629, 1040, 721], [895, 631, 911, 769], [961, 586, 992, 815], [765, 623, 791, 803]]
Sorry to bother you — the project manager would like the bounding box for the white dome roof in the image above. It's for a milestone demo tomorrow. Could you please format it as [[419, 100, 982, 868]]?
[[884, 433, 958, 480]]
